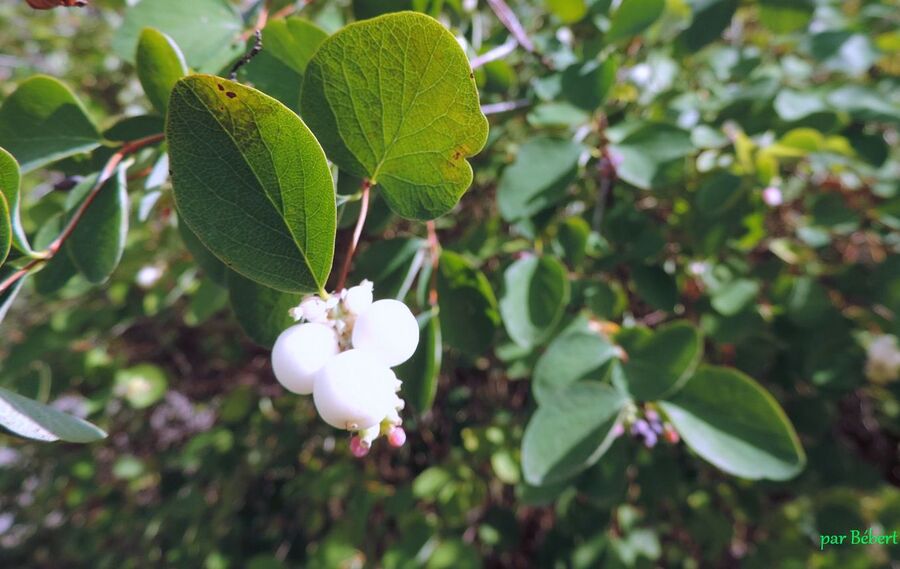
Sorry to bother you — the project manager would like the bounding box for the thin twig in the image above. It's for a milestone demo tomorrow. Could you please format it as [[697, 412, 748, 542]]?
[[335, 180, 371, 293], [426, 221, 440, 306], [481, 99, 531, 115], [0, 133, 164, 295], [470, 38, 518, 70], [485, 0, 534, 52], [229, 30, 263, 80]]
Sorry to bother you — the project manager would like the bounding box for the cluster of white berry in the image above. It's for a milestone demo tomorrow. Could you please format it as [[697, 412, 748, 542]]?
[[270, 280, 419, 456]]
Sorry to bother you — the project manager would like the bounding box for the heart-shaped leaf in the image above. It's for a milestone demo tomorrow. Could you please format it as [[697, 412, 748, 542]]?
[[63, 169, 129, 284], [500, 255, 570, 348], [497, 137, 585, 221], [167, 75, 336, 294], [659, 366, 806, 480], [0, 147, 32, 254], [113, 0, 243, 73], [226, 270, 300, 348], [0, 386, 106, 443], [436, 251, 500, 357], [300, 12, 488, 220], [522, 382, 626, 486], [0, 76, 102, 173], [136, 27, 188, 115], [616, 320, 702, 401], [396, 308, 442, 414]]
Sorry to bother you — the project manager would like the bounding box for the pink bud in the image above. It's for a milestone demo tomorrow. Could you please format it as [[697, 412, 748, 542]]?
[[387, 426, 407, 448], [612, 423, 625, 438], [350, 435, 370, 457], [664, 425, 680, 444], [762, 186, 783, 207]]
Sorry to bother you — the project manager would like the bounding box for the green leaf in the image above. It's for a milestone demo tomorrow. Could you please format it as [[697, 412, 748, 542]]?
[[500, 256, 570, 348], [0, 192, 9, 266], [631, 265, 678, 310], [0, 386, 106, 443], [353, 238, 426, 299], [0, 147, 31, 254], [115, 364, 168, 409], [561, 58, 617, 112], [616, 321, 702, 401], [64, 168, 129, 284], [680, 0, 738, 52], [0, 76, 101, 173], [546, 0, 589, 23], [32, 214, 77, 296], [611, 123, 694, 190], [436, 251, 500, 357], [606, 0, 665, 43], [178, 218, 228, 286], [694, 171, 743, 216], [227, 270, 300, 348], [497, 137, 585, 221], [659, 366, 806, 480], [522, 382, 626, 486], [167, 75, 336, 294], [533, 326, 619, 404], [300, 12, 489, 220], [113, 0, 243, 73], [710, 279, 759, 316], [396, 308, 442, 414], [264, 17, 329, 75], [136, 28, 188, 115]]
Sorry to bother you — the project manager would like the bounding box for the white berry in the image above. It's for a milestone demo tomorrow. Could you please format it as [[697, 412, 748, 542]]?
[[343, 280, 374, 315], [313, 349, 396, 430], [271, 323, 339, 395], [351, 299, 419, 367]]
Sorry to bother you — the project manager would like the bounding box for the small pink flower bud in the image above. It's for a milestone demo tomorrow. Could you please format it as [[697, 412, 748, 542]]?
[[664, 425, 680, 444], [350, 435, 370, 457], [612, 423, 625, 438], [387, 426, 406, 448]]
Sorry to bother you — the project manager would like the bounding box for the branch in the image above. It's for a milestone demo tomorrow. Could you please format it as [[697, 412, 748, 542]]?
[[334, 180, 371, 293], [485, 0, 535, 53], [426, 221, 440, 306], [229, 30, 263, 80], [470, 38, 518, 70], [0, 133, 165, 296]]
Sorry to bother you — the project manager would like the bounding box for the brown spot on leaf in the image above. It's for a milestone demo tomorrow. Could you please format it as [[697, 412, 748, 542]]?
[[226, 92, 237, 99], [217, 84, 225, 91]]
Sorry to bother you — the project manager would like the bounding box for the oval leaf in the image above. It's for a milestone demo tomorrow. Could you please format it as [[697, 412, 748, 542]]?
[[617, 320, 702, 401], [264, 17, 329, 75], [436, 251, 500, 357], [33, 214, 77, 295], [0, 76, 101, 173], [497, 137, 584, 221], [227, 270, 300, 348], [300, 12, 489, 220], [500, 255, 570, 348], [178, 218, 228, 286], [606, 0, 665, 43], [136, 27, 188, 115], [167, 75, 336, 294], [64, 168, 129, 284], [533, 327, 619, 404], [113, 0, 243, 73], [659, 366, 806, 480], [0, 147, 32, 254], [0, 387, 106, 443], [522, 382, 626, 486]]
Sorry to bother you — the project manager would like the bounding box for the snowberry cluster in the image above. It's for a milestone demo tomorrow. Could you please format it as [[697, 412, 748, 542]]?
[[614, 405, 679, 449], [270, 280, 419, 456]]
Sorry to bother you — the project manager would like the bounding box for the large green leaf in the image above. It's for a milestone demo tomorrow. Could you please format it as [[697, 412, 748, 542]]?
[[659, 366, 806, 480], [64, 168, 129, 284], [113, 0, 243, 73], [499, 256, 570, 349], [0, 147, 31, 254], [136, 28, 188, 115], [178, 219, 228, 286], [0, 386, 106, 443], [533, 326, 619, 404], [615, 321, 702, 401], [606, 0, 665, 43], [497, 137, 585, 221], [436, 251, 500, 357], [0, 193, 9, 266], [522, 382, 626, 486], [396, 308, 442, 414], [167, 75, 336, 294], [0, 76, 102, 173], [264, 17, 329, 75], [300, 12, 488, 220], [226, 270, 300, 348]]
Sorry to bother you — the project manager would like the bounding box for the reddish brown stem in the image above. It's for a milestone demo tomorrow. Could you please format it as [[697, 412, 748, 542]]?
[[0, 133, 165, 296], [334, 180, 371, 293], [426, 221, 440, 306]]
